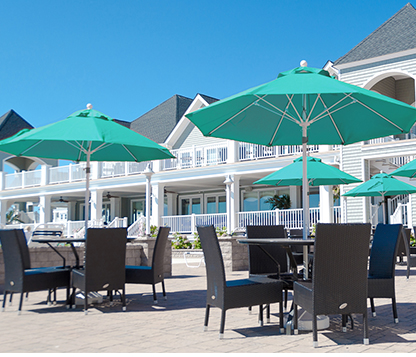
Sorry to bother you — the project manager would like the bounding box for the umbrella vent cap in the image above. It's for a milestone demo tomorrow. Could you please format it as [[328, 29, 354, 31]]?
[[300, 60, 308, 67], [86, 103, 93, 110]]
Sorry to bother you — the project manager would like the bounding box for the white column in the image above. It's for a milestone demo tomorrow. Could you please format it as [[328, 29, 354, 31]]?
[[227, 140, 239, 164], [39, 195, 52, 224], [90, 189, 104, 223], [224, 175, 234, 235], [230, 174, 240, 232], [143, 164, 154, 235], [67, 201, 76, 221], [40, 165, 50, 186], [290, 186, 299, 208], [110, 197, 121, 222], [166, 192, 177, 215], [319, 185, 333, 223], [151, 182, 165, 230], [0, 200, 10, 226]]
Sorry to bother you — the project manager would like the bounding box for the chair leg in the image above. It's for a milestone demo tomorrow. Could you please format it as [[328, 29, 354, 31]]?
[[2, 292, 7, 311], [219, 308, 226, 339], [370, 297, 376, 317], [9, 292, 13, 305], [47, 289, 51, 305], [258, 304, 264, 326], [25, 292, 29, 300], [248, 306, 252, 314], [392, 297, 399, 323], [152, 284, 158, 304], [266, 304, 270, 323], [363, 311, 369, 345], [122, 287, 126, 311], [53, 288, 57, 305], [161, 281, 167, 300], [293, 303, 298, 334], [342, 314, 347, 332], [84, 291, 88, 315], [284, 289, 288, 310], [18, 293, 24, 315], [312, 314, 318, 348], [279, 300, 284, 333], [203, 304, 210, 331]]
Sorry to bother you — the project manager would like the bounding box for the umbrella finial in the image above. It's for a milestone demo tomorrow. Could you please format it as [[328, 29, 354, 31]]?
[[300, 60, 308, 67], [86, 103, 93, 110]]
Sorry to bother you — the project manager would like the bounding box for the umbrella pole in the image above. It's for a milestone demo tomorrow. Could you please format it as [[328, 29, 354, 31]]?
[[84, 150, 91, 236], [301, 97, 310, 280]]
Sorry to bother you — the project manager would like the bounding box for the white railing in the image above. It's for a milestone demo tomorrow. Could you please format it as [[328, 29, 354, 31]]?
[[365, 132, 416, 145], [127, 216, 146, 237], [162, 143, 228, 170], [238, 143, 320, 161], [101, 162, 150, 178], [161, 208, 340, 233], [107, 217, 128, 228], [49, 163, 86, 184], [5, 172, 23, 189], [390, 203, 409, 226]]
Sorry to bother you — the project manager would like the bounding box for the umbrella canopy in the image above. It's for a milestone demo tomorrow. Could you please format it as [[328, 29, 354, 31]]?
[[390, 157, 416, 179], [253, 156, 361, 187], [0, 106, 175, 232], [186, 63, 416, 277], [342, 173, 416, 198], [343, 172, 416, 223]]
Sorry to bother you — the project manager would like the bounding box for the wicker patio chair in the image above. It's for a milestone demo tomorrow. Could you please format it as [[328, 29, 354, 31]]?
[[1, 229, 71, 314], [293, 223, 371, 347], [396, 227, 411, 264], [125, 226, 170, 303], [368, 223, 403, 323], [71, 228, 127, 314], [246, 225, 293, 310], [197, 225, 284, 339]]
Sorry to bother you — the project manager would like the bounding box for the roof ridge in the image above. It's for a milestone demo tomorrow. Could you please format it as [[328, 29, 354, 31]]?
[[335, 3, 416, 65]]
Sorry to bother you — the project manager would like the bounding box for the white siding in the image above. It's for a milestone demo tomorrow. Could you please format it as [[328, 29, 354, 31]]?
[[174, 123, 229, 150]]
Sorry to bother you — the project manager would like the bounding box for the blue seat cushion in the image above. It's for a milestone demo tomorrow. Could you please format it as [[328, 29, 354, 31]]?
[[126, 265, 152, 271], [226, 279, 259, 287]]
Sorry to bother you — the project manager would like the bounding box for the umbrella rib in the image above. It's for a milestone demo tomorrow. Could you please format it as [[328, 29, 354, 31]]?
[[19, 140, 44, 156], [122, 144, 139, 161], [255, 95, 300, 123], [208, 96, 267, 136], [318, 95, 345, 144], [349, 95, 405, 132]]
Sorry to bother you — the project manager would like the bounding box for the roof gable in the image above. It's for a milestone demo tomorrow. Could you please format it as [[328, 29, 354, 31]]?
[[334, 3, 416, 66], [130, 94, 193, 143], [0, 109, 34, 140]]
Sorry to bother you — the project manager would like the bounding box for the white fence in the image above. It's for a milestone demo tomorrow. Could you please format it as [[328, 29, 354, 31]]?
[[239, 143, 320, 161], [161, 207, 341, 234]]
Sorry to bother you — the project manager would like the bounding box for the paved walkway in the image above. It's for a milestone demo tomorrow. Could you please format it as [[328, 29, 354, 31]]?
[[1, 260, 416, 353]]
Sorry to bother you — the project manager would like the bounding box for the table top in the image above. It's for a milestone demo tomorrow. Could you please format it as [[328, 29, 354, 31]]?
[[237, 238, 315, 245]]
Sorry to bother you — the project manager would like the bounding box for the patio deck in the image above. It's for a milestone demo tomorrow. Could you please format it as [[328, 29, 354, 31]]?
[[0, 259, 415, 353]]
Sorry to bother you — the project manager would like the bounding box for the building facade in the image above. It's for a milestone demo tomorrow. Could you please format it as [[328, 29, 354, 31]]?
[[1, 4, 416, 236]]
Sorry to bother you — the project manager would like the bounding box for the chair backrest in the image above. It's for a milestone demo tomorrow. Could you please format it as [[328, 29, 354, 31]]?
[[312, 223, 371, 315], [197, 225, 226, 299], [289, 229, 303, 239], [84, 228, 127, 291], [246, 225, 288, 275], [151, 227, 170, 276], [369, 223, 403, 279], [16, 229, 31, 269], [397, 227, 411, 258], [0, 229, 25, 290]]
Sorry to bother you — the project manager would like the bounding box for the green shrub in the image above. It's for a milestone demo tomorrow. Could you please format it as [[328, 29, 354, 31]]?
[[171, 232, 192, 249], [216, 226, 228, 237], [192, 232, 202, 249]]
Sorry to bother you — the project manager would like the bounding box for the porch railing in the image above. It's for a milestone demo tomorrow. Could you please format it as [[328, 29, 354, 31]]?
[[161, 207, 340, 234]]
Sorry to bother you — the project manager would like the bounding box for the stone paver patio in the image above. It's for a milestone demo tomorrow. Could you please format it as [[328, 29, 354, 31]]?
[[0, 259, 415, 353]]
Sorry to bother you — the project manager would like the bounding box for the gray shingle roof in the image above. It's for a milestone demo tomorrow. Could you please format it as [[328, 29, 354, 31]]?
[[198, 94, 219, 105], [130, 95, 193, 143], [334, 3, 416, 66], [0, 109, 34, 140]]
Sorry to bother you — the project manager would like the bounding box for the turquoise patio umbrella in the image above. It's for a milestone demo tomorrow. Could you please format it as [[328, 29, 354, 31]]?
[[186, 62, 416, 278], [391, 157, 416, 178], [253, 156, 361, 187], [0, 106, 175, 232], [343, 172, 416, 223], [186, 63, 416, 242]]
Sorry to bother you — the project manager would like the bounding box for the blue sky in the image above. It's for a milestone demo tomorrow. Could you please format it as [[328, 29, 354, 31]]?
[[0, 0, 409, 127]]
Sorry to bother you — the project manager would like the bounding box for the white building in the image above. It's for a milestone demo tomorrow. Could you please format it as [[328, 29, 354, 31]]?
[[1, 3, 416, 236]]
